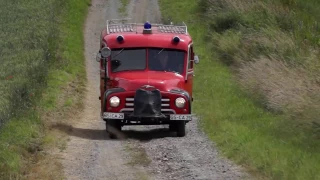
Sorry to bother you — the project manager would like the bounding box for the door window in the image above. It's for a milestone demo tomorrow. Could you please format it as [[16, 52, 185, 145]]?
[[188, 44, 194, 70]]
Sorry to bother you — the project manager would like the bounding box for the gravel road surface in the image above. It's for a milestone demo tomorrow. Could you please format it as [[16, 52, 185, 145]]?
[[59, 0, 250, 179]]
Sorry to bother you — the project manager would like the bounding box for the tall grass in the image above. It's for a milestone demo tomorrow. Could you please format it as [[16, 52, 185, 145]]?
[[201, 0, 320, 127], [0, 0, 89, 178], [159, 0, 320, 179]]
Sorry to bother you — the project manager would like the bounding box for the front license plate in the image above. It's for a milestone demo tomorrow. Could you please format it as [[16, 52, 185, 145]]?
[[103, 112, 124, 119], [170, 114, 192, 121]]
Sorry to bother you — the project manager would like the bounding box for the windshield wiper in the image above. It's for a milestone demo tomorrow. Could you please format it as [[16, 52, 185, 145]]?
[[164, 69, 180, 74], [112, 48, 124, 59], [158, 48, 164, 55]]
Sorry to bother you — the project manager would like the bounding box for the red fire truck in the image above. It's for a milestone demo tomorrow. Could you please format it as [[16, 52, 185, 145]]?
[[96, 19, 199, 138]]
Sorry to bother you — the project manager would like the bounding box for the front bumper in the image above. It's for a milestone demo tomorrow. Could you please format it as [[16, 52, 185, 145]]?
[[102, 112, 193, 125], [102, 87, 193, 125]]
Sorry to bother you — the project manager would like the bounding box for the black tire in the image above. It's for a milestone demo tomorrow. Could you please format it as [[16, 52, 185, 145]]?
[[176, 121, 186, 137], [106, 119, 121, 139], [169, 123, 177, 131]]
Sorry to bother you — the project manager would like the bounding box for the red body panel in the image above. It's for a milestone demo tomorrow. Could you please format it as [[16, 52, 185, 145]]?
[[109, 71, 185, 91], [101, 26, 192, 51]]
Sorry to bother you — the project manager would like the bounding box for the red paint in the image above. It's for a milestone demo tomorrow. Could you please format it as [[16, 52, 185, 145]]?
[[101, 26, 192, 51], [110, 71, 185, 91]]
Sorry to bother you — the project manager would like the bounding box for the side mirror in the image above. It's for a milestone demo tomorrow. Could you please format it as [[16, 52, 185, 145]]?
[[96, 52, 102, 62], [194, 55, 200, 64], [96, 47, 111, 62]]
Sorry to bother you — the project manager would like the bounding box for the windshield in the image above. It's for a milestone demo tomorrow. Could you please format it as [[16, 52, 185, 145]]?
[[110, 48, 146, 72], [148, 48, 185, 74], [109, 48, 185, 74]]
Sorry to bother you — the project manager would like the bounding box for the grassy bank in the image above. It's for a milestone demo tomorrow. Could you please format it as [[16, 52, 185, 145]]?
[[203, 0, 320, 126], [158, 0, 320, 179], [0, 0, 89, 178]]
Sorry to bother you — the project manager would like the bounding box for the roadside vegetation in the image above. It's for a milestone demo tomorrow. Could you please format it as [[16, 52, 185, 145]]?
[[159, 0, 320, 179], [0, 0, 89, 178], [119, 0, 130, 17]]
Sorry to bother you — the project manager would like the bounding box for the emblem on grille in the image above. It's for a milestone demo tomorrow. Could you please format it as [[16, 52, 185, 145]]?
[[141, 85, 155, 89]]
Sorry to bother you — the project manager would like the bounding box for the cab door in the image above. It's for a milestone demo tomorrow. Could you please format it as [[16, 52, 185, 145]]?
[[185, 43, 194, 100]]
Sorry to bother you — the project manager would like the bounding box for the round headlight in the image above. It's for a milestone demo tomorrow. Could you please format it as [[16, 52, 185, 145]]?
[[101, 47, 111, 57], [109, 96, 120, 107], [175, 97, 186, 108]]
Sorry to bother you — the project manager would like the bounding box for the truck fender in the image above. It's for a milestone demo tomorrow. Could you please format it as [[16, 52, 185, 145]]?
[[169, 88, 192, 113], [102, 88, 126, 115]]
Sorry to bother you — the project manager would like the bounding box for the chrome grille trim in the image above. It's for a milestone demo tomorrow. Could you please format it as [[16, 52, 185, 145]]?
[[123, 97, 174, 114], [125, 103, 169, 107], [120, 108, 176, 114], [125, 98, 170, 102]]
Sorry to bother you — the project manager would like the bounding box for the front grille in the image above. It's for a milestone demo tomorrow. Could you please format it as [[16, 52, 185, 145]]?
[[121, 96, 175, 115]]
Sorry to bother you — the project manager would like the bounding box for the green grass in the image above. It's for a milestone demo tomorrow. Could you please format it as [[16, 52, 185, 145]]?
[[124, 143, 151, 180], [0, 0, 62, 126], [0, 0, 89, 178], [0, 112, 42, 179], [158, 0, 320, 179], [125, 144, 152, 167], [119, 0, 130, 17]]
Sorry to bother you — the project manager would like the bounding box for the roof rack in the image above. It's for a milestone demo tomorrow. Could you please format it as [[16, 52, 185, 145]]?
[[106, 18, 136, 34], [106, 18, 188, 35], [157, 23, 188, 34]]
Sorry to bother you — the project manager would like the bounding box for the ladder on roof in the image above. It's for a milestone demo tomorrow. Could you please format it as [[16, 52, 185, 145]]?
[[106, 18, 188, 34], [107, 18, 136, 33], [157, 24, 187, 34]]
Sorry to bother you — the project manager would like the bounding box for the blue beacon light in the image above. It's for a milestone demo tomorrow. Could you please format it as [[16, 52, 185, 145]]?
[[143, 22, 152, 34], [144, 21, 152, 29]]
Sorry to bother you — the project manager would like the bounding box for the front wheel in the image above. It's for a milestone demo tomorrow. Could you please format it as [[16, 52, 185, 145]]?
[[169, 123, 177, 131], [176, 121, 186, 137], [106, 119, 121, 139]]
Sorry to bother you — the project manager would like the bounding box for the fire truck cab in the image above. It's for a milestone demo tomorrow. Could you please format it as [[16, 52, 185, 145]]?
[[96, 19, 200, 138]]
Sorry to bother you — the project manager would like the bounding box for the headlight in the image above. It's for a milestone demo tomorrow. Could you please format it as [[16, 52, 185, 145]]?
[[101, 47, 111, 57], [109, 96, 120, 107], [175, 97, 186, 108]]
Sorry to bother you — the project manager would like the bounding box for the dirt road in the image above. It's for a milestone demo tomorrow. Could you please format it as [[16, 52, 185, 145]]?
[[58, 0, 249, 179]]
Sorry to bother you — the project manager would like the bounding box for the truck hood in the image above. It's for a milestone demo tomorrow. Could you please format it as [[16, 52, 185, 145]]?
[[111, 71, 185, 92]]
